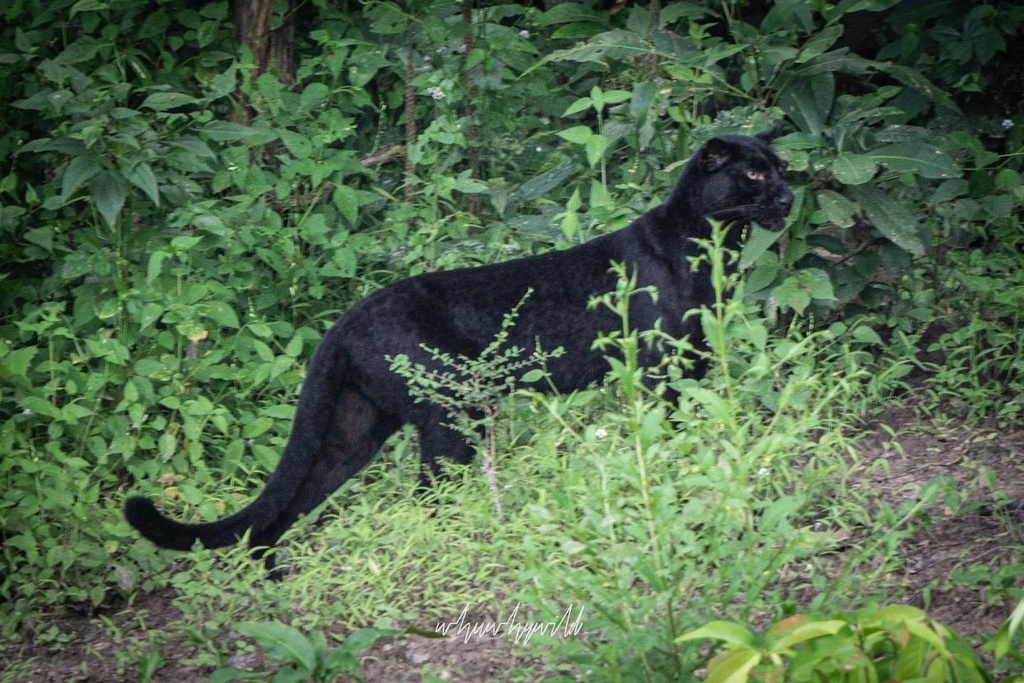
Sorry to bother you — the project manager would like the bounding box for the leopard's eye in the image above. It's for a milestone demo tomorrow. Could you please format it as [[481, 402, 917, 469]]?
[[745, 169, 766, 181]]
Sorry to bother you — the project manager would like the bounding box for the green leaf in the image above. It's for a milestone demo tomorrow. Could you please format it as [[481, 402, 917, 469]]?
[[166, 136, 217, 160], [851, 325, 883, 345], [70, 0, 107, 17], [534, 3, 606, 26], [562, 97, 594, 116], [768, 619, 846, 650], [679, 621, 758, 647], [868, 143, 960, 180], [201, 121, 254, 141], [598, 89, 632, 105], [816, 190, 857, 226], [61, 155, 104, 203], [278, 129, 312, 159], [584, 134, 609, 167], [123, 160, 160, 205], [90, 171, 128, 227], [851, 184, 925, 255], [332, 184, 358, 227], [300, 82, 330, 110], [706, 648, 762, 683], [778, 72, 834, 136], [243, 417, 275, 439], [739, 226, 783, 270], [556, 125, 594, 145], [520, 369, 545, 383], [237, 622, 317, 672], [774, 276, 810, 314], [203, 301, 240, 329], [141, 91, 200, 111], [0, 346, 38, 379], [832, 153, 876, 185], [147, 251, 170, 283]]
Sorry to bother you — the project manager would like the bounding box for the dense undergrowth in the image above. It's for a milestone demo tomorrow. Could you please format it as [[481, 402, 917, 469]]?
[[1, 0, 1023, 680]]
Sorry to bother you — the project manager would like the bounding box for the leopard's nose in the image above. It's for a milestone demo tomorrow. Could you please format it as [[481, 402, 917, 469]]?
[[776, 190, 794, 213]]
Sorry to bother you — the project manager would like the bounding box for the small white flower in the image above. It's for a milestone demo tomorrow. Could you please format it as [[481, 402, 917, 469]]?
[[757, 467, 769, 477], [1002, 118, 1014, 130], [595, 428, 608, 439], [21, 408, 32, 416], [518, 29, 530, 39], [535, 146, 543, 153], [426, 86, 446, 101]]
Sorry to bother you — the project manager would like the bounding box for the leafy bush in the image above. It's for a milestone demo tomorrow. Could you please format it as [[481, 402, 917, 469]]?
[[0, 5, 1021, 680], [209, 621, 402, 683], [681, 604, 994, 683]]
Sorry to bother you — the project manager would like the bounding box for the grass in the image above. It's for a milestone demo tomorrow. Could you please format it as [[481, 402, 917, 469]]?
[[4, 239, 1024, 682]]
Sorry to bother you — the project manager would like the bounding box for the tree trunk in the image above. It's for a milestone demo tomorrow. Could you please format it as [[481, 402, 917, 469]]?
[[232, 0, 296, 123]]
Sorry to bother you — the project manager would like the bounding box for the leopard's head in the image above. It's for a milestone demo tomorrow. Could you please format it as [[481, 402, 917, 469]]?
[[694, 130, 793, 232]]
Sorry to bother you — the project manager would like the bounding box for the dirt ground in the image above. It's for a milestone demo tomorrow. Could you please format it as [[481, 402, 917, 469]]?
[[2, 404, 1021, 682]]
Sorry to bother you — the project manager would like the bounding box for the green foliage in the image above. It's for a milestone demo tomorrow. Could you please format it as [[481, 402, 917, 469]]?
[[513, 225, 908, 681], [680, 604, 993, 683], [209, 621, 400, 683], [0, 0, 1022, 679]]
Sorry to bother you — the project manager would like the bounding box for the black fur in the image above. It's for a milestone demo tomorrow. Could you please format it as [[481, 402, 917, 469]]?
[[125, 132, 793, 568]]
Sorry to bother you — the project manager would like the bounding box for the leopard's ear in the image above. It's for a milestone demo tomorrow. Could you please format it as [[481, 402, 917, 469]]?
[[756, 127, 778, 143], [699, 137, 735, 173]]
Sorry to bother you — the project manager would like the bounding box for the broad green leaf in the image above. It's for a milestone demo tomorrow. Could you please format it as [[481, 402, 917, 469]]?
[[332, 627, 402, 655], [792, 48, 873, 77], [24, 226, 54, 252], [201, 120, 254, 141], [146, 251, 170, 283], [851, 325, 884, 345], [237, 621, 317, 673], [705, 648, 762, 683], [123, 160, 160, 205], [333, 184, 359, 227], [90, 171, 128, 227], [300, 82, 330, 110], [832, 153, 876, 185], [513, 160, 577, 203], [834, 0, 903, 16], [739, 226, 783, 270], [203, 301, 240, 329], [61, 155, 103, 203], [584, 134, 608, 167], [761, 0, 814, 33], [140, 91, 200, 111], [797, 25, 844, 62], [589, 179, 611, 209], [527, 29, 648, 74], [816, 189, 857, 226], [0, 346, 38, 378], [597, 89, 632, 105], [166, 136, 217, 160], [520, 369, 545, 383], [868, 143, 960, 179], [70, 0, 107, 17], [774, 283, 810, 314], [678, 621, 757, 647], [778, 72, 834, 136], [534, 3, 606, 26], [851, 184, 925, 255], [562, 97, 594, 116], [768, 619, 846, 650], [243, 416, 275, 439], [556, 125, 594, 145], [278, 128, 312, 159]]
